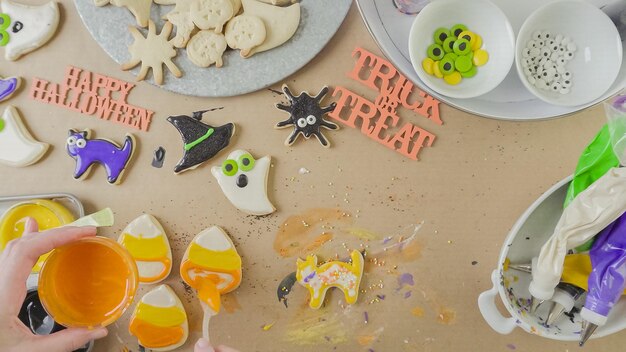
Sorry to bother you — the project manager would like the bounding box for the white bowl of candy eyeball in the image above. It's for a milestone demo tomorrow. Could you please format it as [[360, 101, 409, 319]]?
[[515, 0, 623, 107], [408, 0, 515, 99]]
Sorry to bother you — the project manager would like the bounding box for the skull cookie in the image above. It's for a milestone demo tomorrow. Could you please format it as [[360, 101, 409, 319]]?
[[211, 149, 275, 216], [190, 0, 234, 33], [187, 30, 227, 68], [225, 15, 266, 58]]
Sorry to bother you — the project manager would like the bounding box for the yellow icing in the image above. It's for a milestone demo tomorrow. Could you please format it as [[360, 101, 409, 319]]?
[[0, 200, 75, 272], [119, 233, 168, 260], [187, 242, 241, 271], [296, 250, 364, 309], [134, 302, 186, 327]]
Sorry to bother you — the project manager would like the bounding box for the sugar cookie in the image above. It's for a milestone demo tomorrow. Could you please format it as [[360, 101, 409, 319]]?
[[187, 31, 227, 68], [94, 0, 110, 6], [129, 285, 188, 351], [0, 106, 49, 167], [257, 0, 295, 5], [296, 250, 364, 309], [0, 76, 20, 102], [164, 0, 195, 48], [275, 85, 339, 148], [110, 0, 152, 27], [66, 129, 135, 185], [167, 110, 235, 174], [211, 149, 276, 216], [154, 0, 177, 4], [241, 0, 300, 56], [119, 214, 172, 284], [225, 14, 266, 58], [230, 0, 242, 14], [0, 0, 60, 61], [122, 21, 182, 85], [190, 0, 234, 33]]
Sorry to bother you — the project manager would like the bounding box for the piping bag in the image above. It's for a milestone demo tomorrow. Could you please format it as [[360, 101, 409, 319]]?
[[563, 124, 620, 252], [529, 167, 626, 301], [180, 226, 242, 342], [579, 213, 626, 346]]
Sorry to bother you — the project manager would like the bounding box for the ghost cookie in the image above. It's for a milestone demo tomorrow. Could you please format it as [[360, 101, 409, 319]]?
[[225, 15, 266, 58], [191, 0, 234, 33], [119, 214, 172, 284], [168, 110, 235, 174], [129, 285, 188, 351], [110, 0, 152, 27], [0, 76, 20, 102], [211, 149, 275, 216], [0, 106, 48, 167], [0, 0, 60, 61], [66, 129, 135, 185], [187, 31, 227, 68], [240, 0, 300, 56]]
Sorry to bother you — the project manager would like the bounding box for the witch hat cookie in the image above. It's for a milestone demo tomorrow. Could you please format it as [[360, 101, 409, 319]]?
[[0, 0, 60, 61], [167, 110, 235, 174], [0, 106, 49, 167]]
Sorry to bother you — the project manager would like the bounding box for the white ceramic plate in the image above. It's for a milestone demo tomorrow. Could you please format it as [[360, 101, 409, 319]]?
[[356, 0, 626, 120], [409, 0, 515, 99], [73, 0, 352, 97]]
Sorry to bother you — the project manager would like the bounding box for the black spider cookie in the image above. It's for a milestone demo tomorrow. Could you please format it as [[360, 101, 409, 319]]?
[[275, 84, 339, 148]]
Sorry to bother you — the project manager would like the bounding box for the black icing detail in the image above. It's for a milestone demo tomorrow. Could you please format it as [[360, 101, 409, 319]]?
[[19, 290, 91, 352], [167, 110, 235, 174], [12, 21, 23, 33], [241, 157, 250, 167], [236, 174, 248, 188], [275, 85, 338, 147], [151, 146, 166, 168], [225, 163, 233, 172], [277, 272, 297, 308]]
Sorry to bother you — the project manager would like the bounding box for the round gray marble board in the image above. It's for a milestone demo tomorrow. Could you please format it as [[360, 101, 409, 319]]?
[[74, 0, 352, 97]]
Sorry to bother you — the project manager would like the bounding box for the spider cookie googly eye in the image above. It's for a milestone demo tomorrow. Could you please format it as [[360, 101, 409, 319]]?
[[306, 115, 317, 125], [297, 118, 307, 128]]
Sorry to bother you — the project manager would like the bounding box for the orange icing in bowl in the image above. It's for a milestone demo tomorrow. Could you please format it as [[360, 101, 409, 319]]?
[[38, 237, 138, 328]]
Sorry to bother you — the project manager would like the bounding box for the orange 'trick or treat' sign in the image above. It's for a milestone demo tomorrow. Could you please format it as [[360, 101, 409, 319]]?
[[180, 226, 242, 313], [38, 237, 139, 328]]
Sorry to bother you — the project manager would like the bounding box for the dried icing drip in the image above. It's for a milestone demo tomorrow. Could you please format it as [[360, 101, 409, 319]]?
[[437, 307, 456, 325], [284, 309, 348, 346], [221, 294, 242, 314], [411, 306, 425, 317], [274, 208, 353, 257]]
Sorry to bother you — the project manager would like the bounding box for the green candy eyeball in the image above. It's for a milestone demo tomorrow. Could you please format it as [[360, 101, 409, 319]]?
[[434, 27, 450, 45], [450, 24, 468, 38], [222, 159, 238, 176], [460, 65, 478, 78], [442, 36, 456, 53], [439, 57, 455, 76], [427, 43, 444, 61], [238, 153, 255, 172], [453, 38, 471, 56], [455, 55, 473, 73]]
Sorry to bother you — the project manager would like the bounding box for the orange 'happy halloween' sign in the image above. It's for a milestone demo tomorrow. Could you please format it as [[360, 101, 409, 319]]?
[[329, 47, 442, 160]]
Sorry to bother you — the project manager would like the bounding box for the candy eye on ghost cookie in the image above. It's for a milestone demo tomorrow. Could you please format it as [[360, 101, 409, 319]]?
[[222, 159, 238, 176], [238, 152, 255, 172]]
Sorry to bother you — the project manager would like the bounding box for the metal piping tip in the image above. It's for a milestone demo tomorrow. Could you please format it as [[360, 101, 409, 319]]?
[[508, 263, 532, 273], [546, 302, 565, 326], [530, 297, 544, 314], [579, 321, 598, 347]]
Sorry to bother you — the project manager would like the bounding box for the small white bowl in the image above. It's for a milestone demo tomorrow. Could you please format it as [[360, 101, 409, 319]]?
[[516, 0, 623, 107], [408, 0, 515, 99]]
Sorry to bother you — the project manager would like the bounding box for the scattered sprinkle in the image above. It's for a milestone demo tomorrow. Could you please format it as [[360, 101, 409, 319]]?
[[404, 291, 412, 299], [364, 311, 369, 324], [262, 322, 275, 331], [376, 294, 386, 300], [397, 273, 415, 290], [298, 167, 310, 174], [471, 261, 478, 266]]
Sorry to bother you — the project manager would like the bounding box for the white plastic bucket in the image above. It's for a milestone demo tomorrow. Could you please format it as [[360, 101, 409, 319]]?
[[478, 175, 626, 340]]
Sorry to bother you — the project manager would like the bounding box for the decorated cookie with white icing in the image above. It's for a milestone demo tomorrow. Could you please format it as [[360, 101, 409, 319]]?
[[211, 149, 275, 216], [0, 106, 49, 167], [0, 0, 60, 61], [296, 250, 364, 309], [118, 214, 172, 284], [129, 285, 188, 351], [240, 0, 300, 56]]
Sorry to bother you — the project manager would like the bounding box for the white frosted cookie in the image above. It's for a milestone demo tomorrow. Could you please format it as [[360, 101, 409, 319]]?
[[0, 106, 49, 167], [110, 0, 152, 27], [165, 0, 195, 48], [241, 0, 300, 56], [211, 149, 275, 216], [0, 0, 60, 61], [225, 15, 266, 58], [187, 30, 227, 68], [190, 0, 234, 33]]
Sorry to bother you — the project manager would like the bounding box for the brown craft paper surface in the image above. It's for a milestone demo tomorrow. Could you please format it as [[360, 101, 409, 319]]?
[[0, 2, 620, 351]]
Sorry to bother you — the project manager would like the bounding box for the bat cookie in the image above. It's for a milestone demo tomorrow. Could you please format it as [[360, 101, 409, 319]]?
[[66, 129, 135, 185], [211, 149, 275, 216], [167, 110, 235, 174]]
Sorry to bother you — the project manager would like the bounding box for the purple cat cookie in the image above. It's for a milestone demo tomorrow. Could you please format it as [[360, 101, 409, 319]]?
[[66, 129, 135, 185]]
